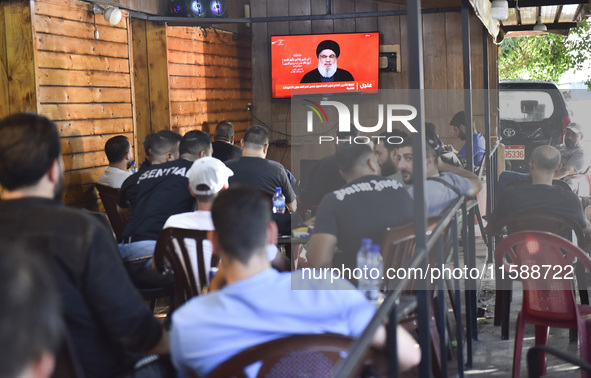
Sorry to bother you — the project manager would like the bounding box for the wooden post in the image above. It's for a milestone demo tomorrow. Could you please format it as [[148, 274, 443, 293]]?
[[0, 1, 38, 115], [146, 21, 171, 133]]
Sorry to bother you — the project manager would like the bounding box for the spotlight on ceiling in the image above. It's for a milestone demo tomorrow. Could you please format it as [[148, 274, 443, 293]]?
[[93, 4, 122, 25], [533, 15, 547, 32], [208, 0, 228, 17], [187, 0, 207, 17], [491, 0, 509, 21]]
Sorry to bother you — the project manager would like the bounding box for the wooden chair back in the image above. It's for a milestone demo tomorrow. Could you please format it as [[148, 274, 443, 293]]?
[[207, 334, 379, 378], [94, 183, 129, 241], [153, 227, 215, 309]]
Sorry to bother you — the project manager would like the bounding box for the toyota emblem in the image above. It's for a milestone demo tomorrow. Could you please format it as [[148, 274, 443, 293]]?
[[503, 128, 516, 137]]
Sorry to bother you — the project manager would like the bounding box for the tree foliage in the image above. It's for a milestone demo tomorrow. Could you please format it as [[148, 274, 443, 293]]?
[[499, 21, 591, 88]]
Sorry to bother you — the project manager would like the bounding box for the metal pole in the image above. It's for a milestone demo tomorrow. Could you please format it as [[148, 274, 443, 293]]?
[[483, 26, 494, 264], [407, 1, 431, 377]]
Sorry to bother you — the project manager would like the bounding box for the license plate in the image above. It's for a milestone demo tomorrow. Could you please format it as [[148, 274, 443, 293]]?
[[505, 145, 525, 160]]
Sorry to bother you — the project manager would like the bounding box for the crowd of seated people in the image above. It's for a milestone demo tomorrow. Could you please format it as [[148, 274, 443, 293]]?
[[4, 111, 506, 377]]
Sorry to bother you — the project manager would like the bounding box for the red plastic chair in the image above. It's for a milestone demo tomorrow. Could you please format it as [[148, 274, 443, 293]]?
[[495, 231, 591, 378]]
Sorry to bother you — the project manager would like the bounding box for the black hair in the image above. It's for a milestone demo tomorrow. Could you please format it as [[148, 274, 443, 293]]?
[[143, 133, 156, 156], [180, 130, 212, 160], [214, 121, 234, 142], [379, 129, 409, 153], [450, 111, 466, 127], [151, 130, 182, 161], [243, 125, 269, 149], [335, 143, 373, 173], [104, 135, 130, 164], [0, 113, 61, 190], [211, 186, 271, 264], [0, 249, 62, 378]]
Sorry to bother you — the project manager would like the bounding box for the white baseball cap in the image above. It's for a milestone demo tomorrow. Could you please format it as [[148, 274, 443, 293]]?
[[187, 157, 234, 196]]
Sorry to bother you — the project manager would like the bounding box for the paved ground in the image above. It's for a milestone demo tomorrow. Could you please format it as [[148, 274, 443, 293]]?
[[466, 235, 582, 377]]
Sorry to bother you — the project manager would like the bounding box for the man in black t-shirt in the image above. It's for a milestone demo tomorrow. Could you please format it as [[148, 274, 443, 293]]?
[[212, 121, 242, 162], [487, 145, 588, 234], [226, 125, 297, 212], [118, 130, 212, 267], [307, 144, 414, 271]]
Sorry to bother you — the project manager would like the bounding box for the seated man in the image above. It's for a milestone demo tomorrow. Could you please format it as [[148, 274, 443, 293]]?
[[444, 111, 486, 169], [170, 186, 420, 377], [374, 129, 410, 188], [0, 113, 169, 378], [396, 129, 482, 217], [0, 250, 61, 378], [118, 130, 212, 265], [226, 125, 296, 213], [211, 120, 242, 162], [98, 135, 133, 188], [307, 144, 413, 270], [487, 145, 588, 234], [499, 122, 589, 195]]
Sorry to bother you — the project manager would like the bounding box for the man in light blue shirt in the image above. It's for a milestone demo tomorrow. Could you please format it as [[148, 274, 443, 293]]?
[[397, 129, 482, 217], [170, 186, 420, 377], [445, 111, 486, 169]]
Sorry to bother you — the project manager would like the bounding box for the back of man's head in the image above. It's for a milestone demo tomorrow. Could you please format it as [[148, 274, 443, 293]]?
[[151, 130, 182, 163], [211, 186, 271, 264], [143, 133, 156, 157], [450, 111, 466, 128], [180, 130, 212, 161], [0, 249, 61, 378], [104, 135, 130, 164], [531, 145, 561, 174], [335, 143, 373, 174], [214, 121, 234, 142], [243, 125, 269, 150], [0, 113, 61, 191]]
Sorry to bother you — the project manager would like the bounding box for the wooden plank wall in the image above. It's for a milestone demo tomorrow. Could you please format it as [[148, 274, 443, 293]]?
[[250, 0, 499, 175], [33, 0, 134, 208], [167, 26, 252, 137]]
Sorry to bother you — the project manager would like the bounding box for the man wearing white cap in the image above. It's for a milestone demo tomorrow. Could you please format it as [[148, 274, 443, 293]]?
[[163, 157, 234, 281], [300, 39, 355, 83]]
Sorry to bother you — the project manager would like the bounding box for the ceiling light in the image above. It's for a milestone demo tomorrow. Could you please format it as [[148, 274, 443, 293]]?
[[491, 0, 509, 21], [533, 15, 547, 32], [93, 4, 122, 25]]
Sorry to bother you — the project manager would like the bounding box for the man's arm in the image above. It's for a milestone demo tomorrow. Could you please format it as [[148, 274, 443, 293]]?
[[306, 233, 337, 268], [438, 159, 482, 196], [287, 199, 297, 213], [396, 326, 421, 371], [554, 164, 578, 180]]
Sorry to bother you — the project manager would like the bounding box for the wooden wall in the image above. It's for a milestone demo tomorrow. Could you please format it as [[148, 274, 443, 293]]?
[[166, 26, 252, 136], [250, 0, 499, 174], [33, 0, 134, 208]]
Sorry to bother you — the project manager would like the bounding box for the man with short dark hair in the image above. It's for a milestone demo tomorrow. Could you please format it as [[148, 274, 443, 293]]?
[[374, 129, 409, 188], [300, 40, 355, 83], [212, 121, 242, 162], [0, 250, 61, 378], [396, 129, 482, 217], [118, 130, 210, 266], [445, 111, 486, 169], [98, 135, 133, 188], [169, 186, 421, 377], [307, 143, 414, 270], [0, 113, 169, 378], [226, 125, 297, 212]]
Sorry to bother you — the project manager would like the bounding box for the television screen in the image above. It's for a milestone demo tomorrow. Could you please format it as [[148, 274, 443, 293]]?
[[270, 32, 379, 99]]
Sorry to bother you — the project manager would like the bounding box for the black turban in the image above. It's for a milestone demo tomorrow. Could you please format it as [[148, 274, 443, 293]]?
[[316, 40, 340, 58]]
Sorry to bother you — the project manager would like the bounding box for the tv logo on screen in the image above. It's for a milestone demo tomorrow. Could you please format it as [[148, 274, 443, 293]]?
[[304, 100, 418, 144]]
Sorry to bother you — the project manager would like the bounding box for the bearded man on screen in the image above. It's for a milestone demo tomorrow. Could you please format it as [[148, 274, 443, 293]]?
[[300, 40, 355, 83]]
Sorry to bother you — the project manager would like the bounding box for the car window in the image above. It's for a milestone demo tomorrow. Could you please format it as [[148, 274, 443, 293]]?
[[499, 90, 555, 122]]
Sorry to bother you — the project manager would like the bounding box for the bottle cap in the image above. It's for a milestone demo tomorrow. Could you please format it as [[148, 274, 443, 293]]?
[[275, 187, 281, 193], [369, 244, 380, 253], [361, 238, 372, 247]]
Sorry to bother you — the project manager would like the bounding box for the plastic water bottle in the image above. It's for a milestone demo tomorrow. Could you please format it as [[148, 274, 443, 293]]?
[[130, 161, 137, 173], [356, 238, 373, 292], [272, 187, 286, 214], [358, 242, 383, 305], [366, 244, 384, 303]]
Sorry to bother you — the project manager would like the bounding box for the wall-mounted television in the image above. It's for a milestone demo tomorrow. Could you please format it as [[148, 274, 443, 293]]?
[[270, 32, 380, 99]]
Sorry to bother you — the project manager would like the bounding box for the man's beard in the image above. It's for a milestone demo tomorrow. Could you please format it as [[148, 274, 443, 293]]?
[[380, 158, 397, 177], [53, 175, 64, 202], [401, 169, 413, 185], [458, 128, 466, 141], [318, 61, 337, 78]]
